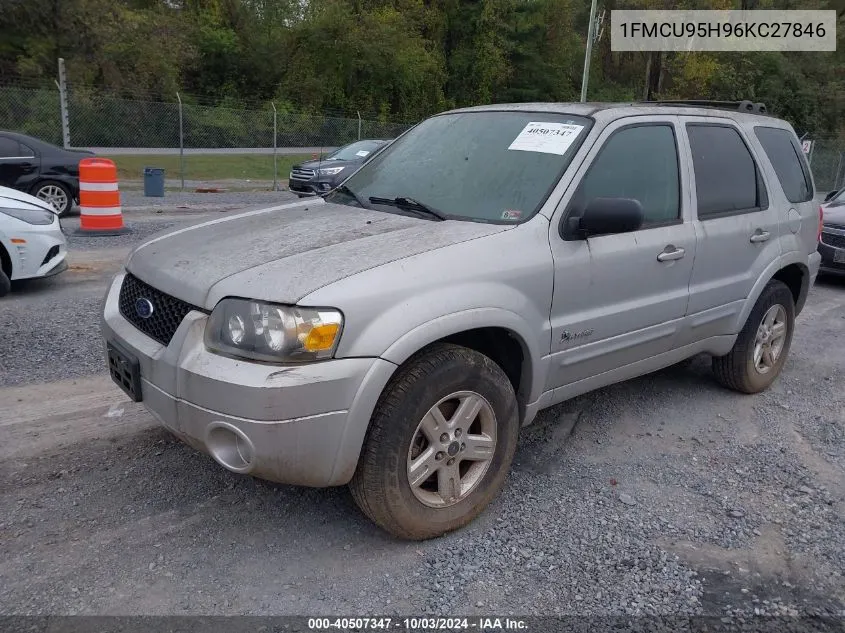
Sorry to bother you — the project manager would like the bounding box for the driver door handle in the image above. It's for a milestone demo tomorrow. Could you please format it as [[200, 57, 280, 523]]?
[[657, 246, 685, 262], [750, 230, 771, 243]]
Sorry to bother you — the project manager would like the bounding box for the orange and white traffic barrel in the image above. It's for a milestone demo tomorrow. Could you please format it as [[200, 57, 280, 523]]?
[[77, 158, 129, 234]]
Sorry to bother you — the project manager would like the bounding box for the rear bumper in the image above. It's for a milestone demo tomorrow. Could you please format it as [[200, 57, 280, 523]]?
[[101, 272, 397, 486]]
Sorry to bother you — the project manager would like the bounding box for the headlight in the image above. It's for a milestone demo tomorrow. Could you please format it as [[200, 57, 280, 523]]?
[[0, 207, 55, 225], [205, 298, 343, 363], [318, 166, 345, 176]]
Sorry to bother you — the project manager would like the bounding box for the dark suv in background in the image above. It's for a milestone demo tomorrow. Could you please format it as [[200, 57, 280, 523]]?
[[0, 131, 94, 216], [288, 139, 388, 197]]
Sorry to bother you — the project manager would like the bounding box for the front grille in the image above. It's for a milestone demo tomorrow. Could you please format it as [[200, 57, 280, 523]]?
[[118, 273, 201, 346], [821, 231, 845, 250], [290, 168, 315, 180], [41, 245, 60, 266]]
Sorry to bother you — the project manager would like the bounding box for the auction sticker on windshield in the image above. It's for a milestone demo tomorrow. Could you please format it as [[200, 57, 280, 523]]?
[[508, 122, 584, 155], [356, 150, 370, 157]]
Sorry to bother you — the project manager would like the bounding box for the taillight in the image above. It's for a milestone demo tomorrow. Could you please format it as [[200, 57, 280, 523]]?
[[818, 206, 824, 242]]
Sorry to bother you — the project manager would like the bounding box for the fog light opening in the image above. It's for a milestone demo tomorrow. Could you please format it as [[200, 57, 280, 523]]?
[[206, 422, 256, 474]]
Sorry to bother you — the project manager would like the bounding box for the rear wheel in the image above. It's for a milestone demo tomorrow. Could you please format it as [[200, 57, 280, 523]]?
[[712, 280, 795, 394], [32, 180, 73, 217], [350, 343, 519, 540]]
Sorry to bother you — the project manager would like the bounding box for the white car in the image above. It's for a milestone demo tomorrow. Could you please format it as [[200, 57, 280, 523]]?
[[0, 185, 67, 296]]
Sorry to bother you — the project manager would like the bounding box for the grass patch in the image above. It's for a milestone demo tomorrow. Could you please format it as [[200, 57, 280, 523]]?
[[104, 153, 312, 182]]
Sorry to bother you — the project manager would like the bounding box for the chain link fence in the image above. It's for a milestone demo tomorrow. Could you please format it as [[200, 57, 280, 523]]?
[[807, 140, 845, 193], [0, 83, 414, 188], [2, 82, 845, 193]]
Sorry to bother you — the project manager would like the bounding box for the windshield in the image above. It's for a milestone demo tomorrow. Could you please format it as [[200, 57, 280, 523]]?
[[327, 140, 385, 161], [327, 111, 591, 223]]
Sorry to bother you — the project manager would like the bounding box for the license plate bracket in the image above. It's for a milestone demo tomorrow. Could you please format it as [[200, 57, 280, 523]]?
[[834, 249, 845, 264], [107, 342, 143, 402]]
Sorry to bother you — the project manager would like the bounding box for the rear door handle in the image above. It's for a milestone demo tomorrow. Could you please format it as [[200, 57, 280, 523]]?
[[750, 230, 771, 243], [657, 246, 685, 262]]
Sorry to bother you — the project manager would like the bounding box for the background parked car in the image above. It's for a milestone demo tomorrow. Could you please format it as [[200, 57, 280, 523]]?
[[288, 139, 388, 197], [820, 188, 845, 276], [0, 131, 94, 217], [0, 185, 67, 296]]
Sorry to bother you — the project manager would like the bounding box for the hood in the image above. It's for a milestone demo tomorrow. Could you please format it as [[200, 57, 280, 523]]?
[[822, 200, 845, 227], [0, 185, 57, 212], [294, 158, 359, 171], [126, 198, 509, 309]]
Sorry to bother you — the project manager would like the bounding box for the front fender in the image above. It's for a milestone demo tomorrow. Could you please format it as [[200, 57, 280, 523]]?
[[336, 280, 551, 409]]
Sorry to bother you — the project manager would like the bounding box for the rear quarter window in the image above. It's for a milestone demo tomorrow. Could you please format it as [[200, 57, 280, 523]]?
[[754, 126, 814, 203]]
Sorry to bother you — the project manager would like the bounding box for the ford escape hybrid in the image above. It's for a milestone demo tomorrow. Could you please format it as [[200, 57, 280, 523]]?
[[102, 101, 821, 540]]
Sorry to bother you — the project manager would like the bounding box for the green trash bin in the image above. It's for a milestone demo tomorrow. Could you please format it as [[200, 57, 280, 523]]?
[[143, 167, 165, 197]]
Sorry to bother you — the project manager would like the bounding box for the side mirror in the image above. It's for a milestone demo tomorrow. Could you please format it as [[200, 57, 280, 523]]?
[[566, 197, 644, 238], [824, 189, 839, 202]]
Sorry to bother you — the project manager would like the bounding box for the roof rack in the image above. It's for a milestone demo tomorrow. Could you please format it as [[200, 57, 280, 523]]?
[[640, 100, 769, 115]]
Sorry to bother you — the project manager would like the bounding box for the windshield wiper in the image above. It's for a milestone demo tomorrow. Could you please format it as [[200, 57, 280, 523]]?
[[331, 184, 369, 208], [368, 196, 447, 221]]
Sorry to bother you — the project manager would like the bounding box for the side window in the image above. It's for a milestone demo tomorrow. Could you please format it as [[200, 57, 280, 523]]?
[[754, 126, 813, 203], [0, 137, 19, 158], [18, 142, 35, 158], [686, 124, 768, 219], [570, 124, 680, 227]]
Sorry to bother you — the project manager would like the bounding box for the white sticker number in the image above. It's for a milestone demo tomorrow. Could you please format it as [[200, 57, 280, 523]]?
[[355, 150, 370, 157], [508, 122, 585, 155]]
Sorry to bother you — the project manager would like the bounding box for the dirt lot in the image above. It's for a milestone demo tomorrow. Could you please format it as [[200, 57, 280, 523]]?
[[1, 197, 844, 618]]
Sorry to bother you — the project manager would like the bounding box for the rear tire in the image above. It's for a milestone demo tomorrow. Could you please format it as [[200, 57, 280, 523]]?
[[712, 280, 795, 394], [350, 343, 519, 540], [32, 180, 73, 217]]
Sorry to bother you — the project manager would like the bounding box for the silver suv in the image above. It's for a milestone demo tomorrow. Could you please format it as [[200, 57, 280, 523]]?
[[102, 102, 822, 540]]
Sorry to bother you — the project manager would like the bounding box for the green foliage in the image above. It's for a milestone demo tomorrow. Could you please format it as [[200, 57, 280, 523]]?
[[1, 0, 843, 135]]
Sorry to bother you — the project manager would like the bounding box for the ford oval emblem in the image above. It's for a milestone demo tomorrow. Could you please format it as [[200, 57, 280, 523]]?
[[135, 297, 155, 319]]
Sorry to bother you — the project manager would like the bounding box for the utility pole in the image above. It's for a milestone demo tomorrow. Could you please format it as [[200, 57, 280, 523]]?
[[271, 102, 278, 191], [176, 92, 185, 192], [580, 0, 599, 102], [57, 58, 71, 148]]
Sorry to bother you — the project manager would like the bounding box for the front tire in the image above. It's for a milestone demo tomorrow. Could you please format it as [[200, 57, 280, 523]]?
[[0, 267, 10, 298], [32, 180, 73, 217], [350, 343, 519, 540], [712, 280, 795, 394]]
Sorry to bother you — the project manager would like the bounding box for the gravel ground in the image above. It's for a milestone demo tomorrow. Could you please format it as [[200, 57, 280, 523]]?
[[0, 202, 843, 619]]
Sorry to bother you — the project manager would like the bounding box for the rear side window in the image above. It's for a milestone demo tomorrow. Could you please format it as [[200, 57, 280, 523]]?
[[570, 124, 680, 226], [754, 126, 813, 203], [687, 124, 768, 219], [0, 137, 19, 158]]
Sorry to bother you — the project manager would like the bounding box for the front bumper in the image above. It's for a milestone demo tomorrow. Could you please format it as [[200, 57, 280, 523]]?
[[101, 273, 396, 487], [288, 177, 339, 196], [6, 218, 67, 281]]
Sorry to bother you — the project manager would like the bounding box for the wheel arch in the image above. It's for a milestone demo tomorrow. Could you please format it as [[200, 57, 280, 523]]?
[[380, 309, 544, 417], [733, 256, 810, 332]]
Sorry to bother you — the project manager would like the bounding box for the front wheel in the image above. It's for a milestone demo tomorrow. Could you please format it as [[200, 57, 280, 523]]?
[[0, 267, 10, 298], [712, 280, 795, 394], [32, 180, 73, 217], [350, 343, 519, 540]]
